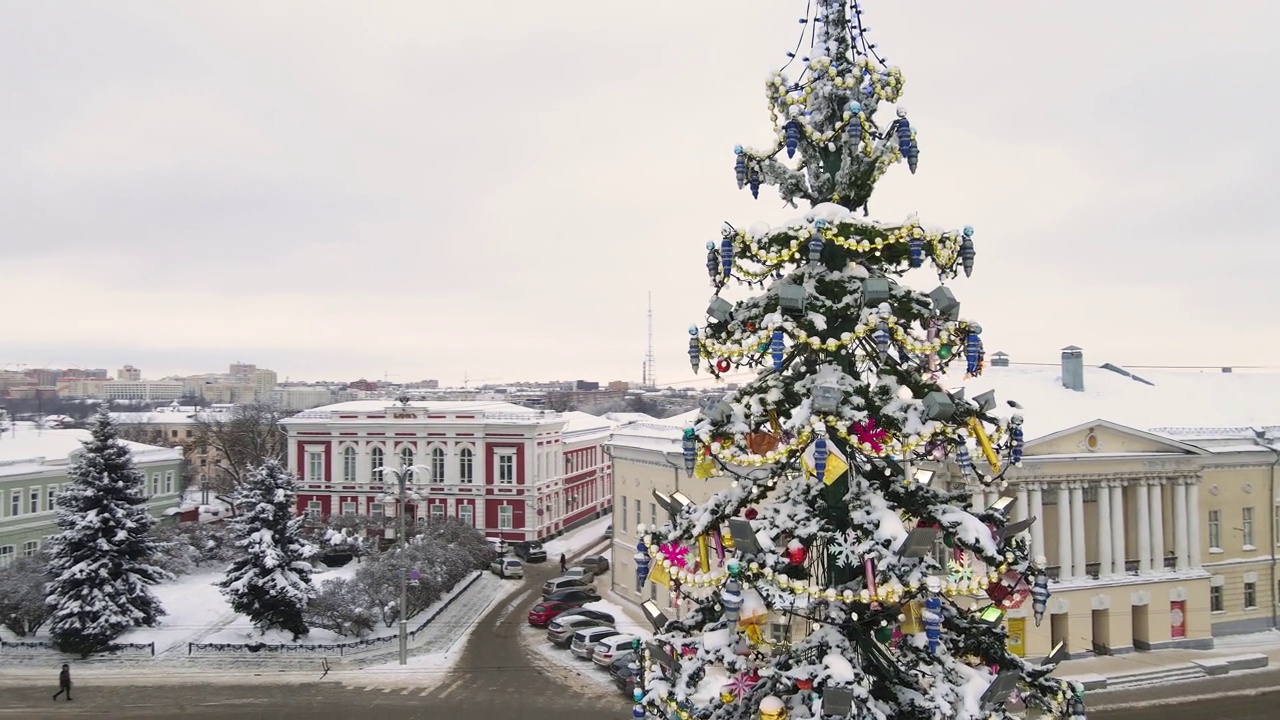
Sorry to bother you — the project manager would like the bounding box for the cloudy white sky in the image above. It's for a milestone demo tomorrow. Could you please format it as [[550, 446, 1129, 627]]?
[[2, 1, 1277, 387]]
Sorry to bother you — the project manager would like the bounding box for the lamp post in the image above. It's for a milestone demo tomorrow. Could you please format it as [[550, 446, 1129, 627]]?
[[381, 460, 423, 666]]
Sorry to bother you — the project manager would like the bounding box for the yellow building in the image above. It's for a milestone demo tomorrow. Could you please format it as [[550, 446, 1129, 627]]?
[[608, 349, 1280, 660]]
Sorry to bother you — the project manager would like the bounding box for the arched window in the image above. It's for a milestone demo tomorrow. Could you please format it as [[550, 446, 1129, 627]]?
[[431, 447, 446, 482], [459, 447, 474, 483], [370, 446, 385, 480], [342, 446, 357, 483], [399, 446, 415, 469]]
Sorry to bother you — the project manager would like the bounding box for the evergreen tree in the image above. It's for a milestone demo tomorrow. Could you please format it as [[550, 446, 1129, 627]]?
[[218, 459, 316, 640], [637, 2, 1084, 719], [45, 406, 171, 656]]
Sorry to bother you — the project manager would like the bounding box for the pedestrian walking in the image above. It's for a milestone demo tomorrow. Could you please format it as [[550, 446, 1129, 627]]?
[[52, 663, 72, 701], [559, 553, 567, 573]]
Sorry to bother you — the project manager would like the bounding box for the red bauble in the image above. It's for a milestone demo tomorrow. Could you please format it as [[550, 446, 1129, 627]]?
[[744, 507, 759, 520], [715, 358, 732, 373], [786, 542, 807, 565]]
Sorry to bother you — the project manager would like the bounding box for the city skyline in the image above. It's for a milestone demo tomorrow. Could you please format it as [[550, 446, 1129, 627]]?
[[2, 1, 1277, 386]]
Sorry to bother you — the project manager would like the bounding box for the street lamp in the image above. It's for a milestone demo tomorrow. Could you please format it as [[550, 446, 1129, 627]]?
[[378, 459, 425, 666]]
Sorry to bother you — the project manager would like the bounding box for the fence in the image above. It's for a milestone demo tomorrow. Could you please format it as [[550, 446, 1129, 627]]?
[[188, 570, 482, 657], [0, 640, 155, 657]]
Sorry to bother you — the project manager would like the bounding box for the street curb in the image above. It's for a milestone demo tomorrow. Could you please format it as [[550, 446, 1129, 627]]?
[[1063, 652, 1270, 693], [1089, 680, 1280, 712]]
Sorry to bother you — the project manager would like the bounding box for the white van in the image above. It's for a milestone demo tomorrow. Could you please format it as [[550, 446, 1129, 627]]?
[[592, 634, 638, 667]]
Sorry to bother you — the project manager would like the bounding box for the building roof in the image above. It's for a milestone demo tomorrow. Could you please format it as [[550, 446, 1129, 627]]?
[[0, 423, 182, 479], [284, 400, 564, 426], [560, 411, 620, 444], [601, 412, 658, 424], [606, 409, 702, 455], [110, 407, 231, 425], [945, 364, 1280, 444]]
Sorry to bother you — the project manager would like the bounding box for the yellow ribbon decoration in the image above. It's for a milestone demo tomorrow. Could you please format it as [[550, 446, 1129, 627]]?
[[968, 417, 1001, 472]]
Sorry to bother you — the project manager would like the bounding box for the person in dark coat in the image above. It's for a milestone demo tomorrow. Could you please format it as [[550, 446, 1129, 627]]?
[[52, 663, 72, 701], [559, 554, 567, 573]]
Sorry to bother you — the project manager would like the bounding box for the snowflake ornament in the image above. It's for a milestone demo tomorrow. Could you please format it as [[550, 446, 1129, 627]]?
[[947, 558, 975, 584], [830, 529, 860, 568], [852, 418, 888, 452], [660, 542, 690, 569]]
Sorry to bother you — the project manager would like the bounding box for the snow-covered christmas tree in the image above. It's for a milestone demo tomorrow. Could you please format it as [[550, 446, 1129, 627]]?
[[634, 2, 1085, 719], [218, 459, 317, 640], [45, 406, 172, 656]]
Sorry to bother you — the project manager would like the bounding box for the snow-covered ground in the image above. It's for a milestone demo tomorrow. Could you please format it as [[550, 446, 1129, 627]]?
[[543, 516, 611, 559]]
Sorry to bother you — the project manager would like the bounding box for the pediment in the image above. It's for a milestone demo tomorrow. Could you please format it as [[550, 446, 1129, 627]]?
[[1024, 419, 1208, 457]]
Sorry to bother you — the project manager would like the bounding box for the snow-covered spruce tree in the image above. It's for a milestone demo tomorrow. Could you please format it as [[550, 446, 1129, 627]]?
[[45, 406, 172, 656], [636, 3, 1085, 720], [218, 459, 316, 640]]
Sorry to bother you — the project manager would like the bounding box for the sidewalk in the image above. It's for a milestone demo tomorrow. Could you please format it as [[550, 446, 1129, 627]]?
[[1058, 630, 1280, 692]]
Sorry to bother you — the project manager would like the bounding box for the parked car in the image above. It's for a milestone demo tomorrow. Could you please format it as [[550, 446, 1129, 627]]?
[[592, 634, 637, 667], [486, 537, 509, 556], [547, 615, 608, 647], [609, 653, 640, 695], [490, 557, 523, 579], [514, 540, 547, 563], [570, 626, 621, 660], [604, 523, 613, 538], [527, 601, 573, 627], [581, 555, 610, 576], [555, 608, 615, 626], [563, 566, 592, 581], [541, 576, 590, 598], [545, 587, 601, 606]]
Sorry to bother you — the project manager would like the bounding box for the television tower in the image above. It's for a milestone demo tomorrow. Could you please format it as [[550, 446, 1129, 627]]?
[[643, 292, 656, 388]]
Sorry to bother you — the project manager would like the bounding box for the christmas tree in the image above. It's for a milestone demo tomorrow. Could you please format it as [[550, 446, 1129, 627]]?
[[218, 459, 317, 640], [634, 2, 1085, 719], [45, 406, 172, 656]]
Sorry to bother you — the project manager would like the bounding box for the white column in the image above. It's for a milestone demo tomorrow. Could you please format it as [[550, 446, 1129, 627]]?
[[1150, 479, 1166, 572], [1173, 478, 1189, 572], [1136, 480, 1152, 574], [1071, 482, 1087, 579], [1057, 482, 1073, 581], [1187, 476, 1202, 569], [1015, 484, 1029, 523], [1096, 481, 1113, 578], [1110, 481, 1126, 576], [1028, 483, 1045, 561]]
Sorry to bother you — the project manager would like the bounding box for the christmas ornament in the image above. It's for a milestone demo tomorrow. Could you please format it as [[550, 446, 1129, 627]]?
[[734, 145, 747, 188], [959, 226, 975, 277], [682, 428, 697, 477]]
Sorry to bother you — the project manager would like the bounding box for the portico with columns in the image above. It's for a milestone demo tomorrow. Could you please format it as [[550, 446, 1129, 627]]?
[[947, 420, 1216, 659]]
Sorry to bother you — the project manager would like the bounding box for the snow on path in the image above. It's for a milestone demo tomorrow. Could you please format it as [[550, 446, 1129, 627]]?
[[543, 516, 612, 559], [356, 571, 525, 690]]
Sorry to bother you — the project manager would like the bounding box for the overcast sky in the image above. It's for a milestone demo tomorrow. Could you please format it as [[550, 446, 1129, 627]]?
[[2, 1, 1277, 387]]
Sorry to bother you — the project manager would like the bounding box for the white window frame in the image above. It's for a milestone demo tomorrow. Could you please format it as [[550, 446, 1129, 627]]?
[[307, 452, 324, 483], [342, 501, 357, 516], [459, 504, 474, 527], [1207, 509, 1221, 551], [430, 504, 445, 522], [164, 471, 174, 494], [1244, 581, 1258, 609], [307, 500, 322, 519], [497, 452, 515, 485], [21, 540, 38, 557], [369, 446, 385, 480], [634, 498, 640, 529], [431, 447, 446, 483], [1209, 584, 1224, 613], [620, 495, 628, 533], [498, 504, 514, 530], [152, 473, 161, 497], [0, 546, 13, 568], [458, 447, 474, 483], [342, 447, 357, 483], [370, 502, 384, 520], [29, 488, 40, 514], [46, 485, 57, 512], [1243, 507, 1255, 548], [398, 446, 415, 469], [9, 490, 20, 517]]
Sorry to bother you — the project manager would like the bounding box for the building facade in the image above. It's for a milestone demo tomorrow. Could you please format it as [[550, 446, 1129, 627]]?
[[279, 401, 615, 542], [0, 423, 183, 565]]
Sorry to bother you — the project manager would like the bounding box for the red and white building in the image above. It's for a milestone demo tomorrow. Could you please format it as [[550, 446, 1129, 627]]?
[[280, 401, 616, 542]]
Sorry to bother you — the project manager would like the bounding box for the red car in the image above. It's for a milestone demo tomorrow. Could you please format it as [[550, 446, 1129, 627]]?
[[527, 601, 573, 627]]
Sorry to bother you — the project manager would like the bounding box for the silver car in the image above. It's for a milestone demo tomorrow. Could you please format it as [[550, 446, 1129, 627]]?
[[546, 615, 607, 647], [570, 626, 621, 660]]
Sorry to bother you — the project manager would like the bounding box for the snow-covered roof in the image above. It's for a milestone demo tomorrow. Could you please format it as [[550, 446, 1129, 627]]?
[[110, 408, 231, 425], [284, 399, 542, 420], [0, 423, 182, 479], [560, 411, 620, 444], [607, 409, 702, 455], [602, 412, 658, 424], [944, 364, 1280, 444]]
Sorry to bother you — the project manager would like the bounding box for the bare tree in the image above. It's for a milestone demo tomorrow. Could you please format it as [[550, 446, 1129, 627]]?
[[193, 403, 294, 509]]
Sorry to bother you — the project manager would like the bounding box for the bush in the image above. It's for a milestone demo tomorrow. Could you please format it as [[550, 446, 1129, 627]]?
[[0, 552, 53, 637], [304, 518, 494, 637], [151, 522, 242, 576]]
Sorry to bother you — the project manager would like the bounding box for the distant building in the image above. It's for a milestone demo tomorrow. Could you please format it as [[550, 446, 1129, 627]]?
[[280, 401, 616, 543], [56, 378, 185, 402], [270, 386, 334, 411], [117, 365, 142, 381], [0, 423, 183, 563], [229, 362, 256, 382]]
